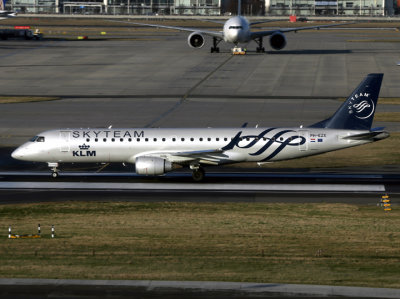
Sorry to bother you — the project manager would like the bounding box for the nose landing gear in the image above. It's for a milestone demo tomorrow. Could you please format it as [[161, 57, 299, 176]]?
[[48, 162, 59, 178]]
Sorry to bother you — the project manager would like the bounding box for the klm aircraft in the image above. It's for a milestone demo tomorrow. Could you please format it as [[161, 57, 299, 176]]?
[[121, 1, 353, 53], [12, 74, 389, 181]]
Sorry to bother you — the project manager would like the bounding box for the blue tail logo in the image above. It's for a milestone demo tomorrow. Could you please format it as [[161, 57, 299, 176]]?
[[310, 73, 383, 130]]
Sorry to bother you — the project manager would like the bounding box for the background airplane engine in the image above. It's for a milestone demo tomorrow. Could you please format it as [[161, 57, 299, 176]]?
[[188, 32, 205, 48], [269, 32, 287, 50], [135, 156, 173, 175]]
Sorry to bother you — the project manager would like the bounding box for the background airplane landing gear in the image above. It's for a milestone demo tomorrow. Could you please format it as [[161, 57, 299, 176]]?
[[211, 37, 221, 53]]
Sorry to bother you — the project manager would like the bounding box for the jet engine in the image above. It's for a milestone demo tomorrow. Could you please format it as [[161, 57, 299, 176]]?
[[269, 32, 287, 50], [188, 32, 205, 48], [135, 156, 173, 175]]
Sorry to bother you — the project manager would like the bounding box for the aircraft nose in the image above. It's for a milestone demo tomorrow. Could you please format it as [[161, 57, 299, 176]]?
[[11, 147, 25, 160]]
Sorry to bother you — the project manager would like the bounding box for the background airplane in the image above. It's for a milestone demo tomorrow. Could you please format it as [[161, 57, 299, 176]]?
[[12, 74, 388, 181], [0, 0, 16, 19], [118, 1, 353, 53]]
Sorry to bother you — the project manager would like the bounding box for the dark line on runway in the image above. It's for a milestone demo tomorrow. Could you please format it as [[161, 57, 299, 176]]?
[[143, 55, 234, 128]]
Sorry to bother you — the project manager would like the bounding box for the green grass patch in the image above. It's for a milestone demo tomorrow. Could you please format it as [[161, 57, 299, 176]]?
[[1, 202, 400, 287], [0, 97, 59, 104]]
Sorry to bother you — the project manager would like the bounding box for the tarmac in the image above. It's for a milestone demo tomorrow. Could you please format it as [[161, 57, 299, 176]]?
[[1, 23, 400, 148], [1, 279, 400, 298]]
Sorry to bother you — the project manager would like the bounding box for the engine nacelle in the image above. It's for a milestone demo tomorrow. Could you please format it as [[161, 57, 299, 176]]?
[[188, 32, 205, 48], [269, 32, 287, 50], [135, 156, 173, 176]]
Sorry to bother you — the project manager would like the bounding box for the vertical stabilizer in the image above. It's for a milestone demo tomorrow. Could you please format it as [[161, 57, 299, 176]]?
[[0, 0, 5, 10], [310, 73, 383, 130]]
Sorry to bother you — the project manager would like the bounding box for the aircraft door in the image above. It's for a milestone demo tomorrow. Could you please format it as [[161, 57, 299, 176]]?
[[297, 130, 308, 151], [60, 131, 71, 152]]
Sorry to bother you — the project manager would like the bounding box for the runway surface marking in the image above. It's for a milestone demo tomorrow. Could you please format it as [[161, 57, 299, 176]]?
[[144, 54, 234, 128], [0, 181, 386, 192]]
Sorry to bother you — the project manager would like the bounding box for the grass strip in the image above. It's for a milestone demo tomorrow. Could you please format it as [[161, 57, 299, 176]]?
[[1, 202, 399, 287], [0, 97, 60, 104]]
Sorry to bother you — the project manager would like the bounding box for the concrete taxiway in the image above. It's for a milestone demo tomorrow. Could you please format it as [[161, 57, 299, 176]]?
[[0, 25, 400, 148]]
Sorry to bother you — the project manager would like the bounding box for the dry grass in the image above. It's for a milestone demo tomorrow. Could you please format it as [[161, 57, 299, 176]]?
[[1, 202, 399, 287], [375, 112, 400, 122], [0, 97, 59, 104]]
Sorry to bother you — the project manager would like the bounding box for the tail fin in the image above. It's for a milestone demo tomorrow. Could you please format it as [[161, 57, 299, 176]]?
[[0, 0, 5, 10], [310, 73, 383, 130]]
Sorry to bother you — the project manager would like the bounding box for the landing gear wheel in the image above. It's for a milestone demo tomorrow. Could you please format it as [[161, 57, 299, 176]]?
[[51, 172, 59, 178], [211, 37, 221, 54], [192, 168, 205, 182]]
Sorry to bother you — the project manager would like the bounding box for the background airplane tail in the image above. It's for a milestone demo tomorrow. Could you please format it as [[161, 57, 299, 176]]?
[[0, 0, 5, 10], [310, 73, 383, 131]]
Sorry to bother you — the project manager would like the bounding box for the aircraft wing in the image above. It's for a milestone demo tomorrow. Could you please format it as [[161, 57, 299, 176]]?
[[250, 20, 284, 26], [250, 22, 355, 39], [139, 148, 230, 165], [122, 21, 224, 38]]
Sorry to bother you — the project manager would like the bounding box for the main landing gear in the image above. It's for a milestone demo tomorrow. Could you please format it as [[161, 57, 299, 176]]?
[[255, 37, 265, 53], [190, 164, 205, 182], [48, 162, 59, 178], [211, 37, 221, 53]]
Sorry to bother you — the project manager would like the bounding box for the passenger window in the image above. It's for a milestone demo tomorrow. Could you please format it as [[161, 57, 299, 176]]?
[[86, 138, 90, 142], [145, 138, 149, 142], [120, 138, 124, 142], [153, 138, 157, 142], [103, 138, 107, 142], [137, 138, 140, 142], [112, 138, 115, 142], [190, 138, 194, 141], [216, 138, 219, 141], [199, 138, 203, 141], [172, 138, 176, 142], [181, 138, 185, 141], [128, 138, 132, 142], [162, 138, 166, 142], [207, 138, 211, 141], [95, 138, 98, 142]]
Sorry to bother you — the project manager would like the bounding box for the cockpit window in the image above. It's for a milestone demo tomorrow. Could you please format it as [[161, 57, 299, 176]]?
[[229, 26, 243, 29], [30, 136, 45, 142], [30, 136, 38, 142]]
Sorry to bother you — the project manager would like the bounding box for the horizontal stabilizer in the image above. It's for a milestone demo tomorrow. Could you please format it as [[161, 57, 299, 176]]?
[[342, 131, 390, 141]]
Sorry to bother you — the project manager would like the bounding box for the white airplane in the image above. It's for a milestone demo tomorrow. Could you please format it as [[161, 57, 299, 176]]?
[[0, 0, 16, 19], [121, 2, 353, 53], [12, 74, 389, 181]]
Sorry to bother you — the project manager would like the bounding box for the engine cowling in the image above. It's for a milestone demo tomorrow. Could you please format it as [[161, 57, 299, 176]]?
[[269, 32, 287, 50], [135, 156, 173, 176], [188, 32, 205, 48]]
